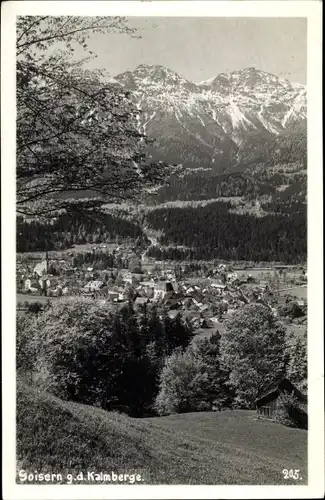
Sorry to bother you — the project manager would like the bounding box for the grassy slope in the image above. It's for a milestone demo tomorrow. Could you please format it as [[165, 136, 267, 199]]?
[[17, 382, 307, 485]]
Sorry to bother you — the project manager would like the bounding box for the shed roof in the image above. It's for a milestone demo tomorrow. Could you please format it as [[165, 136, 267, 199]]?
[[155, 281, 174, 292], [135, 297, 148, 305], [255, 378, 307, 406]]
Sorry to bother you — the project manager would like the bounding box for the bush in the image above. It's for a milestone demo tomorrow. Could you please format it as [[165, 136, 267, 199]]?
[[274, 391, 307, 429], [27, 302, 43, 314], [279, 301, 305, 319]]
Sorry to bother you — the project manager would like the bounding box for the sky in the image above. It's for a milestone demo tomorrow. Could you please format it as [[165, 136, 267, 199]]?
[[74, 17, 307, 84]]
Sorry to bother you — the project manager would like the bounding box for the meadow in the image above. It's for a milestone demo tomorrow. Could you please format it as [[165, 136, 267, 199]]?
[[17, 382, 307, 485]]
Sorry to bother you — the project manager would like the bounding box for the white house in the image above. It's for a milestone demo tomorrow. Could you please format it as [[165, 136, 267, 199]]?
[[84, 280, 104, 292], [153, 281, 174, 301], [24, 278, 41, 292], [33, 260, 47, 277]]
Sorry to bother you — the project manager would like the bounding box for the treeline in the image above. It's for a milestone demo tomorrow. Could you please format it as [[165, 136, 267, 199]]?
[[146, 202, 306, 263], [17, 299, 194, 417], [150, 169, 306, 204], [151, 172, 278, 203], [17, 299, 307, 427], [273, 177, 307, 204], [71, 250, 129, 270], [261, 201, 306, 215], [17, 213, 146, 252], [240, 120, 307, 168], [263, 122, 307, 167]]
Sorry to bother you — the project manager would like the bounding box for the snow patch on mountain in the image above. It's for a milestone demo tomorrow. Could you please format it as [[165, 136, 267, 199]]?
[[142, 111, 157, 135], [228, 100, 255, 131], [282, 88, 306, 128], [115, 64, 306, 170]]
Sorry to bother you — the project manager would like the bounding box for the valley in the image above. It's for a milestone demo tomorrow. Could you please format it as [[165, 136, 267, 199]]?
[[13, 14, 315, 491]]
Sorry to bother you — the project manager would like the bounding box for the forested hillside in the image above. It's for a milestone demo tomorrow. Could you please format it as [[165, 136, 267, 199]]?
[[149, 167, 306, 204], [146, 201, 306, 263], [17, 213, 146, 252]]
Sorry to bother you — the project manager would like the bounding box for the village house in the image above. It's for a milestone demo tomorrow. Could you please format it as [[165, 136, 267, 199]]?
[[131, 272, 145, 283], [134, 297, 150, 310], [226, 272, 238, 283], [153, 281, 175, 301], [107, 290, 120, 301], [163, 296, 182, 310], [84, 280, 104, 293], [33, 260, 48, 277], [38, 274, 58, 289], [24, 278, 41, 293], [138, 280, 155, 298], [211, 281, 227, 290], [296, 299, 306, 307], [167, 310, 179, 320], [255, 378, 307, 424]]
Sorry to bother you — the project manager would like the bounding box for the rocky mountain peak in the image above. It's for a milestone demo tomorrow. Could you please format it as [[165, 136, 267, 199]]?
[[116, 64, 199, 94], [113, 64, 306, 172]]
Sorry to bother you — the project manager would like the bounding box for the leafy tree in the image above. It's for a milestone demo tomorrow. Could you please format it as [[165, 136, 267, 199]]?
[[145, 306, 167, 357], [155, 333, 232, 415], [16, 314, 36, 382], [192, 332, 233, 410], [164, 312, 194, 355], [220, 304, 287, 408], [16, 297, 193, 416], [155, 348, 210, 415], [285, 327, 307, 392], [16, 16, 172, 218]]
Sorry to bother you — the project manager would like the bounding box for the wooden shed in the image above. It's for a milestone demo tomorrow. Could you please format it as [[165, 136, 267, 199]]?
[[255, 378, 307, 420]]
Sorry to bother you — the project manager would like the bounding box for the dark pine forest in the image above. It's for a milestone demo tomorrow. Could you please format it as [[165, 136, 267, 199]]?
[[146, 201, 306, 263]]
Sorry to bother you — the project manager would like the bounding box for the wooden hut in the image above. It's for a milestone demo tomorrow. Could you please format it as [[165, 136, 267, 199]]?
[[255, 378, 307, 419]]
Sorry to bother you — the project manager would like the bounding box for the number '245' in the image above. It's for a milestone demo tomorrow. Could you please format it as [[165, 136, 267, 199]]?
[[283, 469, 301, 480]]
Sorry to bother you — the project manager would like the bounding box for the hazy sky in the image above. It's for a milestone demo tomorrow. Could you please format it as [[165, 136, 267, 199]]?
[[75, 17, 307, 84]]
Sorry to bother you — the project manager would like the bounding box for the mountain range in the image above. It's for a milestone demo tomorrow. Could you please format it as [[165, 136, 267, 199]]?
[[114, 64, 307, 173]]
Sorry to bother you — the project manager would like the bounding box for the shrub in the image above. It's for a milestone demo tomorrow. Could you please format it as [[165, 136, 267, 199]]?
[[274, 391, 307, 429], [279, 301, 305, 319], [27, 302, 43, 314]]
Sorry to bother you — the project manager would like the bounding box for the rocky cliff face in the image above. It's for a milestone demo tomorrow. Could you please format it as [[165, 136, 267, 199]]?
[[115, 64, 306, 172]]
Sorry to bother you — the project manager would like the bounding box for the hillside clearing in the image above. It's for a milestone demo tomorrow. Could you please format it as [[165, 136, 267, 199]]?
[[17, 382, 307, 485]]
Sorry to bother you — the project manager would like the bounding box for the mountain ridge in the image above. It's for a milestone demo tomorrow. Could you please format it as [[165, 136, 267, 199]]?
[[113, 64, 307, 173]]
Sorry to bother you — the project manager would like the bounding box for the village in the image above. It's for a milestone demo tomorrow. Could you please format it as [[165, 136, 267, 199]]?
[[16, 241, 307, 332]]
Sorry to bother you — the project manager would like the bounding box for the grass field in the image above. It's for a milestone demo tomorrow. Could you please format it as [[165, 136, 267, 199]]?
[[16, 294, 59, 304], [278, 286, 307, 299], [17, 382, 307, 485]]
